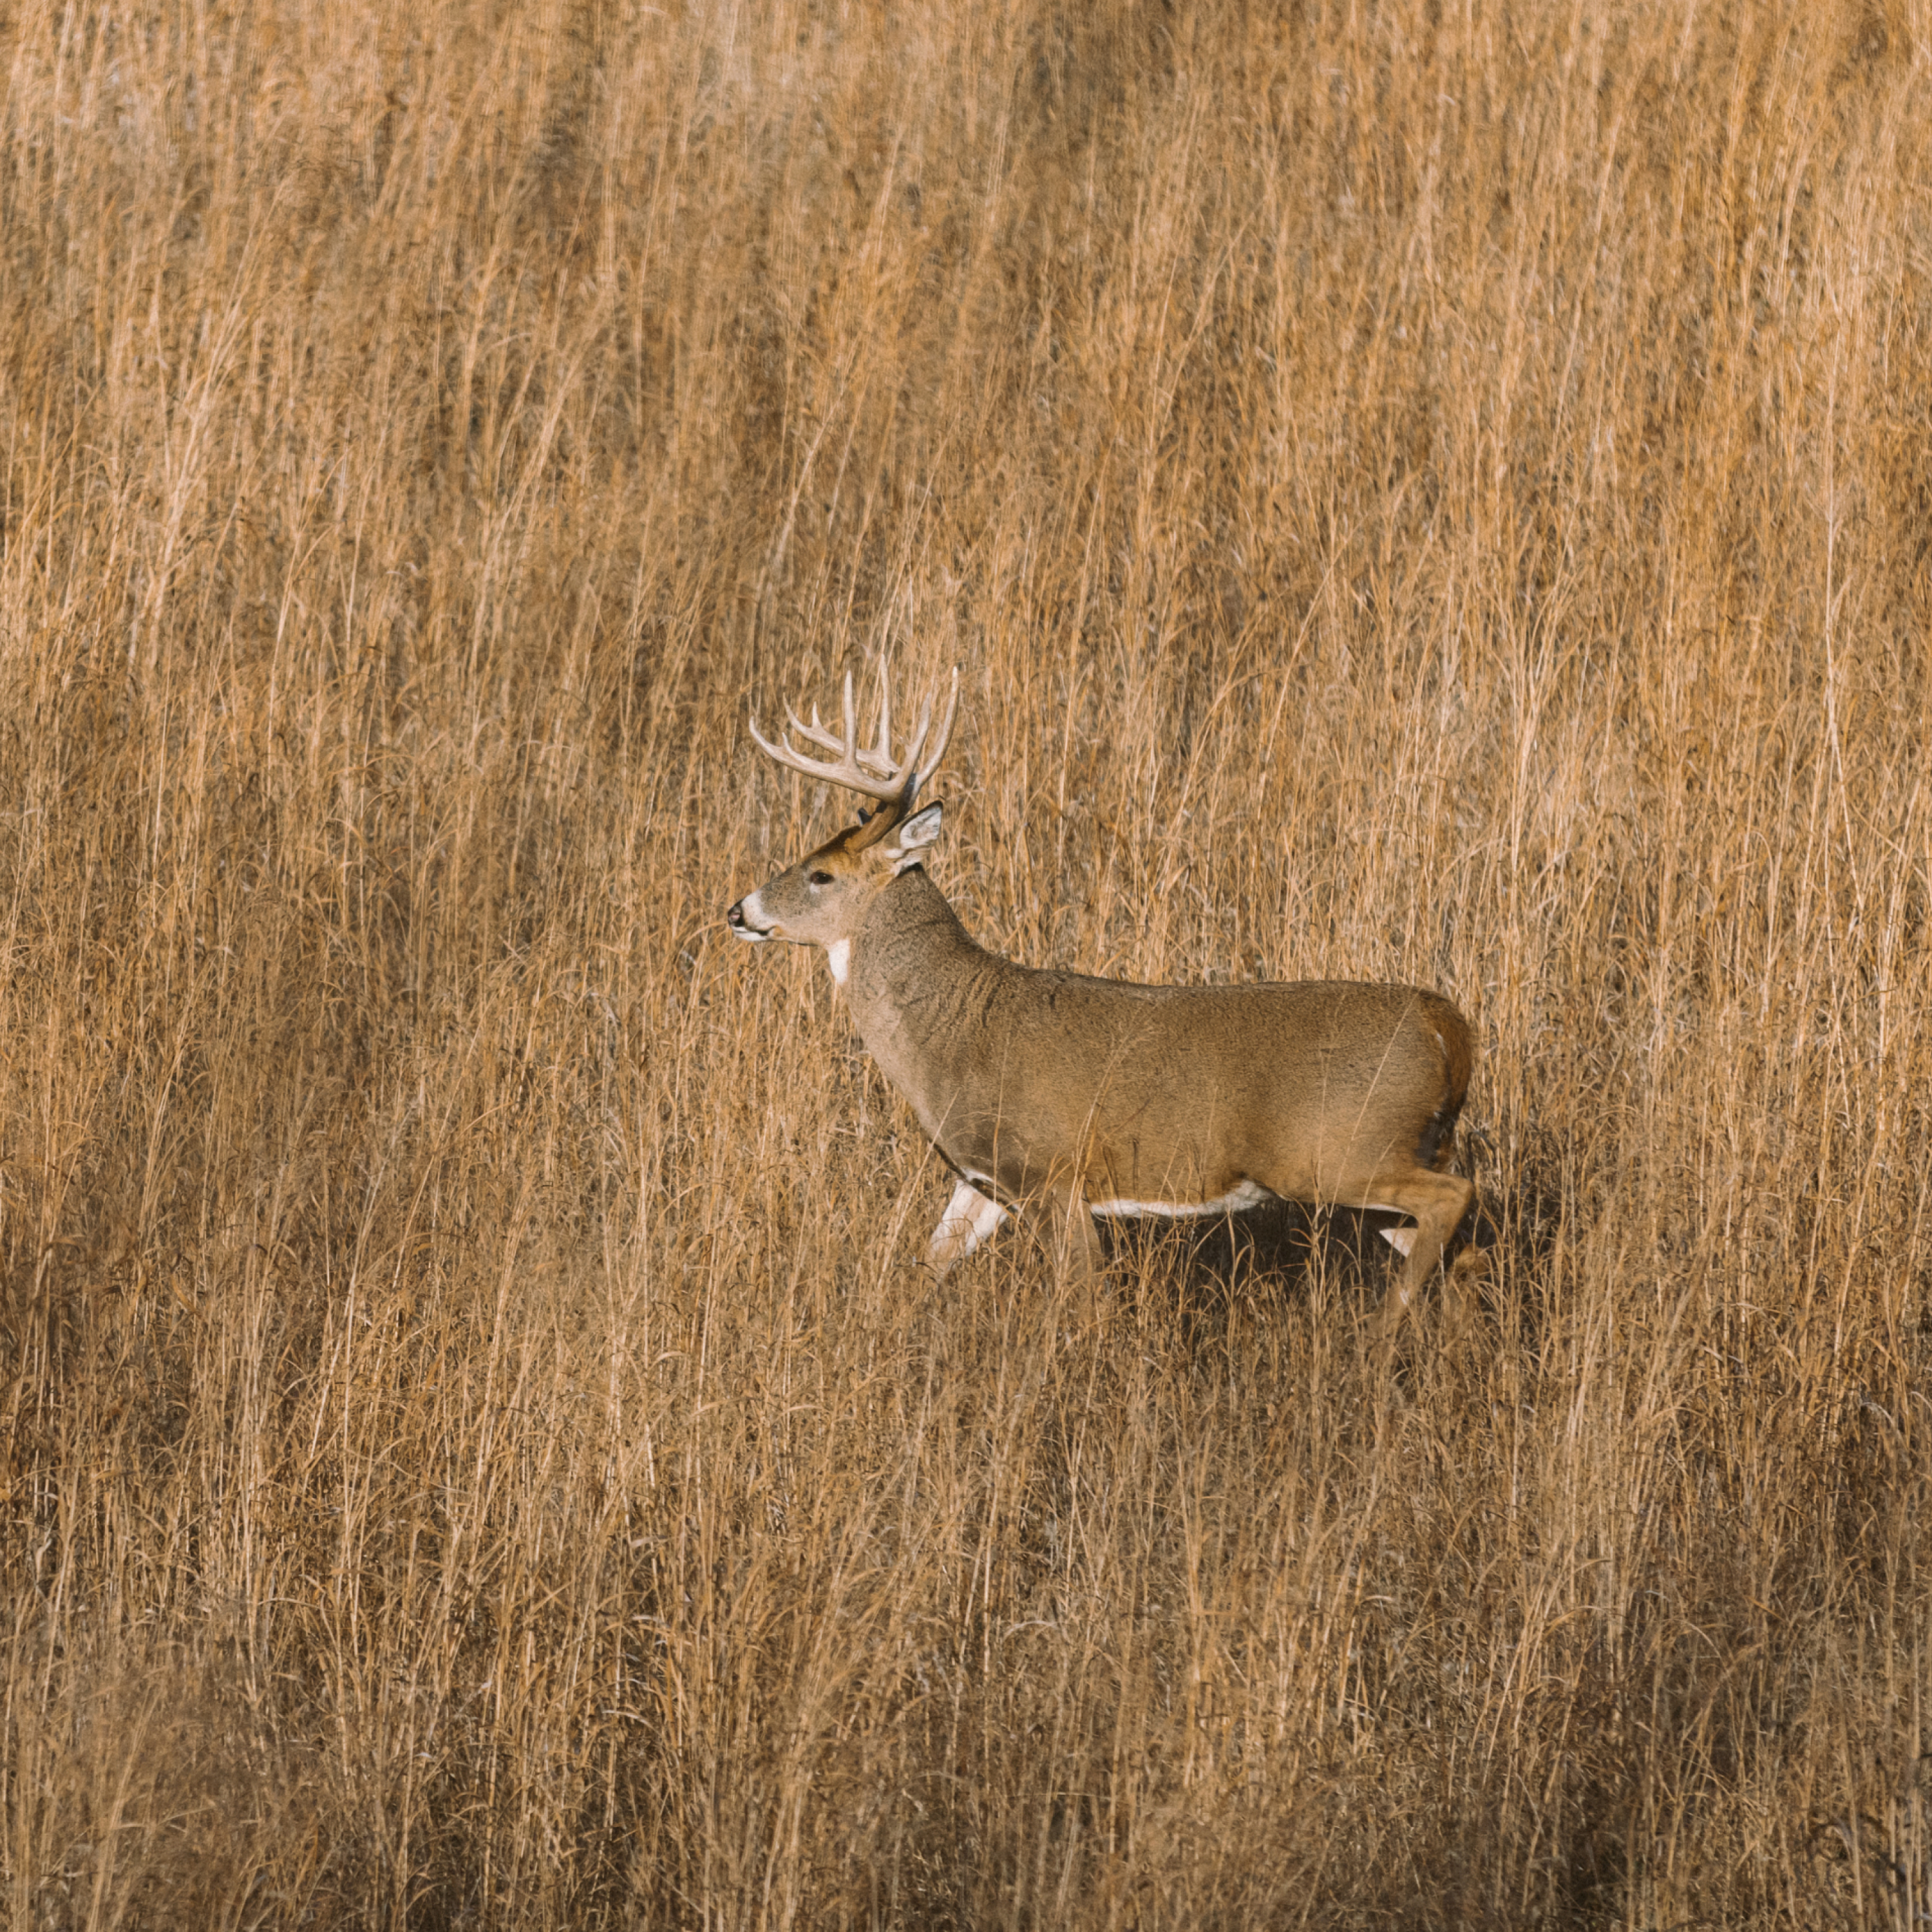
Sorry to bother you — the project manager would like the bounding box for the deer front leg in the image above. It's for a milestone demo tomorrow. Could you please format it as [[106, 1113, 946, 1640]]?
[[926, 1178, 1010, 1276]]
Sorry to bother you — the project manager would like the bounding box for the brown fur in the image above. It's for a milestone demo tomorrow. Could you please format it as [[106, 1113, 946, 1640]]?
[[729, 791, 1476, 1338]]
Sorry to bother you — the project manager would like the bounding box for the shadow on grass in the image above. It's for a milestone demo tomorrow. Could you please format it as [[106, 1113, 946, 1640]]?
[[1095, 1163, 1566, 1358]]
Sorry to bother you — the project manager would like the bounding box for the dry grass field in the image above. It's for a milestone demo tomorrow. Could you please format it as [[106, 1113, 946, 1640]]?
[[3, 1, 1931, 1925]]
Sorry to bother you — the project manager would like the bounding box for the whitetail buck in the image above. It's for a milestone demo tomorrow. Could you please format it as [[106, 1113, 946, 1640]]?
[[726, 665, 1476, 1337]]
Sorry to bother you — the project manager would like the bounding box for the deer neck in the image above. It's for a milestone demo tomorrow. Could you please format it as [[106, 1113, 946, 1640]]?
[[842, 869, 997, 1139]]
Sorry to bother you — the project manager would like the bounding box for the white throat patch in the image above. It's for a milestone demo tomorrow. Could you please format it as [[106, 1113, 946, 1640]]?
[[824, 938, 851, 987]]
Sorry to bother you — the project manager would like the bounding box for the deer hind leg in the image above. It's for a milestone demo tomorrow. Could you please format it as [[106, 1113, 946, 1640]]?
[[926, 1179, 1010, 1276], [1363, 1167, 1476, 1349]]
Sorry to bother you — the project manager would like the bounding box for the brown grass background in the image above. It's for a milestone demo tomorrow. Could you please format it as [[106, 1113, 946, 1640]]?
[[3, 1, 1931, 1926]]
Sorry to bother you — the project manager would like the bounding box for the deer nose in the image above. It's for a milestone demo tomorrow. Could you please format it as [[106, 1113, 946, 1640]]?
[[726, 898, 768, 940]]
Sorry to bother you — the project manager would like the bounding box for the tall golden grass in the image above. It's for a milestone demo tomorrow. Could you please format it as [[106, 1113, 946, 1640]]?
[[2, 0, 1929, 1924]]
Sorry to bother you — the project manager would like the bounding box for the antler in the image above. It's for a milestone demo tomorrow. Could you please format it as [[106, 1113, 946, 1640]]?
[[749, 664, 959, 804]]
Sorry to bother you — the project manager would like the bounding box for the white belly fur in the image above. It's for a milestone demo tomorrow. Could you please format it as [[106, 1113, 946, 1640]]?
[[1088, 1179, 1276, 1220], [1090, 1184, 1421, 1253]]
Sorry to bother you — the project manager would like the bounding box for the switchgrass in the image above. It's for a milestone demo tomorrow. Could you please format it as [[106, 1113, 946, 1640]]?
[[3, 1, 1931, 1925]]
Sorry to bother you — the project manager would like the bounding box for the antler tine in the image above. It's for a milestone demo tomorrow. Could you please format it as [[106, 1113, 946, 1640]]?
[[749, 669, 906, 804], [780, 701, 846, 757], [779, 688, 849, 756], [872, 667, 893, 771], [898, 690, 933, 772], [913, 665, 960, 790], [854, 661, 899, 779], [748, 663, 960, 804]]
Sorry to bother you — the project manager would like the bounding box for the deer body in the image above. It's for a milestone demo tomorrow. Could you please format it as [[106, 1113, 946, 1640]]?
[[842, 866, 1472, 1286], [727, 666, 1476, 1328]]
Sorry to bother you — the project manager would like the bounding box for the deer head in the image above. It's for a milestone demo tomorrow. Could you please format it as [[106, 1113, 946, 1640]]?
[[726, 665, 959, 979]]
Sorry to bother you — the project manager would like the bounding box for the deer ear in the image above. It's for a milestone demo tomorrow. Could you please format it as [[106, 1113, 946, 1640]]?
[[886, 800, 943, 873]]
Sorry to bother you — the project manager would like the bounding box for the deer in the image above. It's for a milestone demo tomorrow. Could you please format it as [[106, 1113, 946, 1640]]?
[[726, 664, 1477, 1341]]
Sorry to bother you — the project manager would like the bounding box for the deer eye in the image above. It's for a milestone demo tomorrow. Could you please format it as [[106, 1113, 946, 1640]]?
[[807, 869, 834, 886]]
